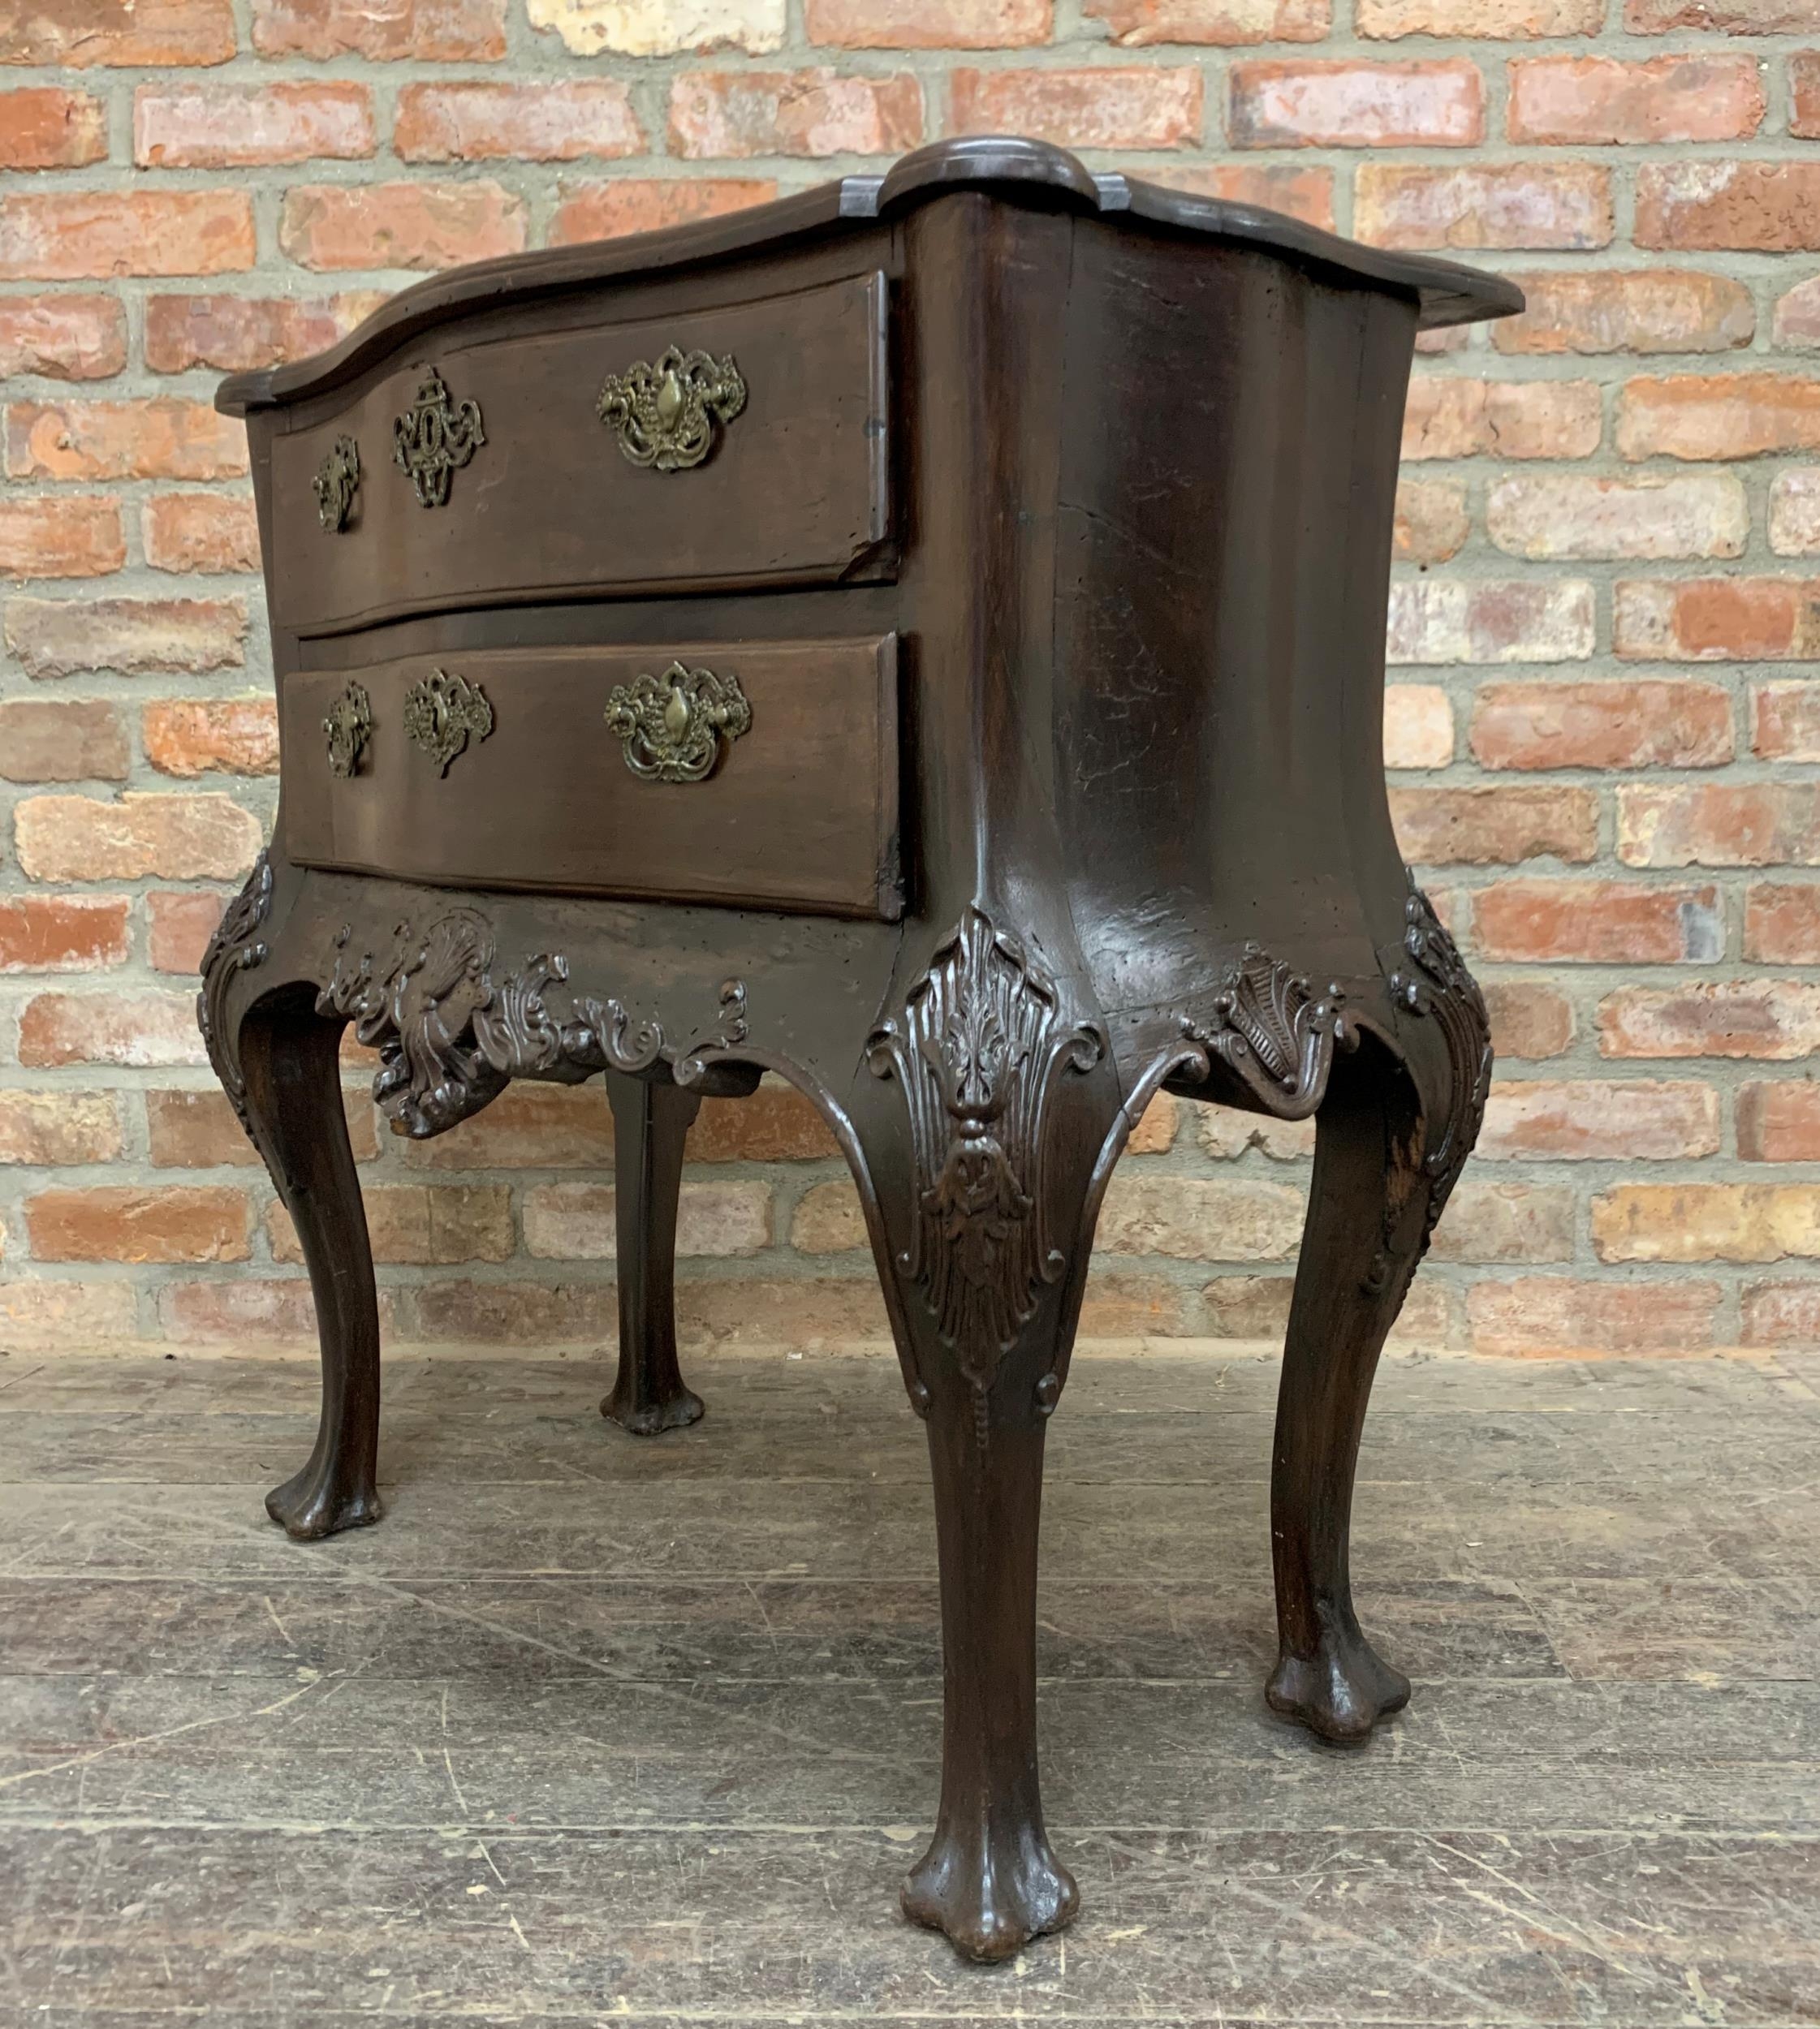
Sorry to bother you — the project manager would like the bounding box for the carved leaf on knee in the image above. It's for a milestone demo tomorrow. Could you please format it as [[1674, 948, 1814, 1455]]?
[[866, 904, 1104, 1400], [196, 850, 274, 1146]]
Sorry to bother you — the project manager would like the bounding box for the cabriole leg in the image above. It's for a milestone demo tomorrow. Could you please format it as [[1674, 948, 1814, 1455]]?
[[237, 989, 382, 1542], [601, 1068, 705, 1437], [1269, 997, 1486, 1744]]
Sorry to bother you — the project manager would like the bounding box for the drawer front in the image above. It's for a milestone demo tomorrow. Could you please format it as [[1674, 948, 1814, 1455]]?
[[269, 271, 891, 635], [282, 635, 902, 920]]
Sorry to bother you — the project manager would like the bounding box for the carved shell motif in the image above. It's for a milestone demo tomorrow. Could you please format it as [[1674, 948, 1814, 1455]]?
[[867, 907, 1103, 1402], [1187, 943, 1351, 1121]]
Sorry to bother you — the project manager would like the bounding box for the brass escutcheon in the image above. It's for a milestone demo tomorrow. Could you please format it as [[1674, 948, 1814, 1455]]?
[[604, 662, 750, 782], [322, 680, 372, 778], [597, 346, 745, 472], [393, 367, 484, 508], [403, 669, 493, 776]]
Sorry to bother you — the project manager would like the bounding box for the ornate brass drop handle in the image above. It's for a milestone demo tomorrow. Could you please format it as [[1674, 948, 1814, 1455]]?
[[597, 346, 745, 472], [604, 662, 750, 782]]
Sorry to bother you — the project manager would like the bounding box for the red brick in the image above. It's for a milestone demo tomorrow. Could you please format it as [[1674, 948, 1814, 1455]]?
[[550, 179, 777, 246], [1484, 980, 1575, 1060], [1627, 0, 1820, 26], [144, 293, 384, 374], [142, 698, 278, 778], [1428, 1179, 1574, 1263], [0, 192, 254, 281], [251, 0, 505, 59], [142, 493, 259, 575], [1593, 1183, 1820, 1264], [1229, 59, 1481, 148], [0, 498, 124, 580], [809, 0, 1054, 44], [1770, 472, 1820, 554], [27, 1185, 248, 1264], [1494, 269, 1753, 356], [1598, 983, 1820, 1060], [147, 889, 224, 972], [1361, 0, 1600, 28], [1739, 1083, 1820, 1163], [524, 1180, 770, 1259], [1474, 880, 1721, 963], [134, 83, 373, 170], [692, 1082, 840, 1160], [1619, 785, 1820, 869], [1402, 377, 1601, 459], [271, 1184, 512, 1265], [148, 1087, 378, 1167], [14, 792, 261, 881], [0, 1279, 136, 1345], [1618, 373, 1820, 461], [0, 0, 235, 65], [0, 896, 129, 973], [0, 88, 106, 168], [1480, 1079, 1719, 1161], [17, 989, 209, 1068], [1637, 163, 1820, 252], [1392, 478, 1467, 564], [398, 1081, 611, 1168], [671, 69, 923, 157], [7, 398, 246, 482], [1793, 50, 1820, 135], [1772, 276, 1820, 351], [0, 295, 124, 381], [1356, 162, 1612, 250], [1384, 684, 1453, 767], [395, 82, 641, 163], [1468, 1277, 1719, 1355], [1615, 578, 1820, 662], [0, 1091, 123, 1166], [1390, 786, 1597, 865], [1507, 56, 1762, 144], [1387, 580, 1594, 664], [1144, 163, 1335, 227], [1740, 1282, 1820, 1348], [279, 183, 527, 273], [1471, 681, 1733, 771], [4, 596, 244, 678], [1754, 683, 1820, 760], [1745, 882, 1820, 962], [409, 1277, 615, 1346], [1487, 473, 1745, 561], [949, 67, 1197, 148], [0, 699, 127, 782]]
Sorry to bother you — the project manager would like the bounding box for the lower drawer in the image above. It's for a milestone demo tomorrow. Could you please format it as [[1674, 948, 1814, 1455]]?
[[282, 635, 902, 920]]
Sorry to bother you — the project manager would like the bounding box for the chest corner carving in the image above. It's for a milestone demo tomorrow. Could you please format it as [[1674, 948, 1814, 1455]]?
[[196, 850, 275, 1143], [866, 905, 1104, 1397]]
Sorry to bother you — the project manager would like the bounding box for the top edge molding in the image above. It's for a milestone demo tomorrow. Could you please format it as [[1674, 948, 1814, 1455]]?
[[217, 136, 1522, 418]]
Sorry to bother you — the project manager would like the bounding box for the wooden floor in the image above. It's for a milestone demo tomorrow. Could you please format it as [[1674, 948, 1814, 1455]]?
[[1, 1342, 1816, 2026]]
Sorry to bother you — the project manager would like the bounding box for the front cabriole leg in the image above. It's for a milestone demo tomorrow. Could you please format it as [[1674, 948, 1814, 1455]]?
[[1267, 883, 1492, 1744], [860, 905, 1119, 1961]]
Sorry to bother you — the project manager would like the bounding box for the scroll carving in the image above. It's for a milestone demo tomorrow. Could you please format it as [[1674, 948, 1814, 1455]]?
[[1186, 942, 1350, 1120], [392, 366, 484, 508], [866, 907, 1104, 1405], [196, 851, 274, 1143], [317, 911, 750, 1139]]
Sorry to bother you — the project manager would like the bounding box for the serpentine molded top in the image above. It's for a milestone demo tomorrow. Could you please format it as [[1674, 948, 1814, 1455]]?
[[217, 135, 1521, 418]]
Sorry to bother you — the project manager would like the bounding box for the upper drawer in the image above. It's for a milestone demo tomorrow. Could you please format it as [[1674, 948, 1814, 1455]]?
[[268, 271, 891, 636]]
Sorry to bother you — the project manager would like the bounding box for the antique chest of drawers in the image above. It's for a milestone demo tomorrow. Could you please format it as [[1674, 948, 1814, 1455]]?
[[204, 136, 1520, 1962]]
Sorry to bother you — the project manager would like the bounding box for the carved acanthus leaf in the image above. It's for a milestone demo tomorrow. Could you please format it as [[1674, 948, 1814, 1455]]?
[[1186, 942, 1351, 1120], [196, 851, 274, 1145], [317, 911, 752, 1136], [866, 906, 1104, 1403]]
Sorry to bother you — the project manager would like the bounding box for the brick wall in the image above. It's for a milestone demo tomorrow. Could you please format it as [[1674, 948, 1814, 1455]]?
[[2, 0, 1818, 1358]]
